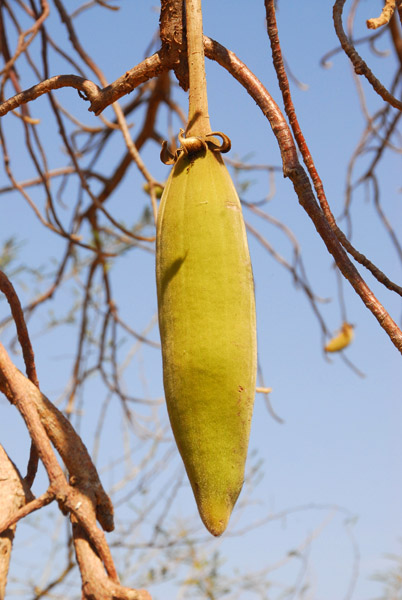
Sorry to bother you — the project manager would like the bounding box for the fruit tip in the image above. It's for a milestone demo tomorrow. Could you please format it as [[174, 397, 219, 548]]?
[[197, 492, 239, 537], [202, 516, 229, 537]]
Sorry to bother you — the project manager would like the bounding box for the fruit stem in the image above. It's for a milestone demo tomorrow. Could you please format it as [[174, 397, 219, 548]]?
[[185, 0, 211, 137]]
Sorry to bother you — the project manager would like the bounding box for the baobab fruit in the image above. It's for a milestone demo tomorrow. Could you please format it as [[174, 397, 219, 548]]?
[[156, 134, 257, 536]]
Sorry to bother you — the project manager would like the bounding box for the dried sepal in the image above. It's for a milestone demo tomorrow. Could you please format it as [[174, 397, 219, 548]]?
[[205, 131, 232, 153], [160, 141, 175, 165], [160, 129, 232, 164]]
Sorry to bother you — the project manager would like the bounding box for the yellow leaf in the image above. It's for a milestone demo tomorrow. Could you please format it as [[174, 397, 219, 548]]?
[[325, 322, 354, 353]]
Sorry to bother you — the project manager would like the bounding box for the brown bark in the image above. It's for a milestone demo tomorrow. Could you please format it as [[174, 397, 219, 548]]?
[[0, 445, 34, 600]]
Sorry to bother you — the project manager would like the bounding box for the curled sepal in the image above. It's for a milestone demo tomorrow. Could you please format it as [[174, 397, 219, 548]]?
[[178, 129, 208, 155], [160, 141, 176, 165], [160, 129, 232, 164], [205, 131, 232, 153]]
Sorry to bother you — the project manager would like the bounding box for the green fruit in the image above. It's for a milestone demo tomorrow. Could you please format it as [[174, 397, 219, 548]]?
[[156, 147, 257, 536], [143, 181, 164, 199]]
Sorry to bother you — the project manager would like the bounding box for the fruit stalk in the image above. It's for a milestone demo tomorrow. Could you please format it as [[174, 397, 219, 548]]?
[[185, 0, 211, 137]]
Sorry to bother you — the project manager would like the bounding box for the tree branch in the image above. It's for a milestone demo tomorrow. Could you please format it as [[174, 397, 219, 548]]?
[[0, 74, 101, 117], [0, 445, 34, 599], [0, 53, 167, 119], [333, 0, 402, 110], [264, 0, 402, 297], [204, 35, 402, 354]]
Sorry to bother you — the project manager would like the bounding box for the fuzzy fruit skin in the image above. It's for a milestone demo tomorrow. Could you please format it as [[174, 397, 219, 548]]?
[[156, 149, 257, 536]]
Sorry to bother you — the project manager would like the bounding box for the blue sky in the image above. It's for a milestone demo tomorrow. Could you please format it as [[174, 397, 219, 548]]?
[[0, 2, 401, 599]]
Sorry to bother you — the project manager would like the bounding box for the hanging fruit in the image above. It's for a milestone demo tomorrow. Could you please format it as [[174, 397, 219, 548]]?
[[155, 0, 257, 536]]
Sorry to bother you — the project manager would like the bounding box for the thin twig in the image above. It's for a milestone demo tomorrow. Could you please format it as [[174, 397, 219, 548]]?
[[264, 0, 402, 298], [333, 0, 402, 110]]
